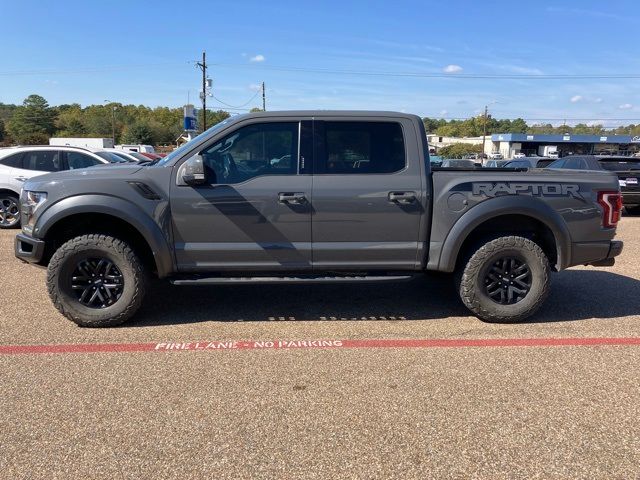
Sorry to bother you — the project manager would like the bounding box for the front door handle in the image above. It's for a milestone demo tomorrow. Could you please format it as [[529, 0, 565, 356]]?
[[14, 177, 28, 182], [388, 191, 417, 204], [278, 192, 307, 205]]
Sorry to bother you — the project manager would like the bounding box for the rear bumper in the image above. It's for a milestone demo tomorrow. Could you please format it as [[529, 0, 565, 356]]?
[[15, 233, 46, 264], [622, 191, 640, 206], [570, 240, 623, 268]]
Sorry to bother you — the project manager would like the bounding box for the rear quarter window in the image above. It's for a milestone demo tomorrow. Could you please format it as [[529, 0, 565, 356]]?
[[0, 152, 23, 168], [599, 160, 640, 171]]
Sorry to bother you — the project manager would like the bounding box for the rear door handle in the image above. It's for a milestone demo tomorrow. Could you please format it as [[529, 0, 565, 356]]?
[[388, 191, 417, 204], [278, 192, 307, 205]]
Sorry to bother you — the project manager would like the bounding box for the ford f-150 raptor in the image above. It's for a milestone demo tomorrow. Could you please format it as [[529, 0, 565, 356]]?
[[15, 111, 624, 327]]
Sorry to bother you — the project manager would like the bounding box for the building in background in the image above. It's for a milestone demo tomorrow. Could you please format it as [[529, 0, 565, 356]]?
[[489, 133, 640, 158]]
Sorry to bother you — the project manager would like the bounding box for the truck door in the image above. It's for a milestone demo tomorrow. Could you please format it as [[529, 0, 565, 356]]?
[[311, 118, 424, 270], [170, 119, 313, 271]]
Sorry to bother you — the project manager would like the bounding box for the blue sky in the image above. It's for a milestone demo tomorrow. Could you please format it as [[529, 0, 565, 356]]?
[[1, 0, 639, 126]]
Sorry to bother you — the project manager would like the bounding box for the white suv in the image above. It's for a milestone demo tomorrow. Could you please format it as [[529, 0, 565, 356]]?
[[0, 146, 111, 229]]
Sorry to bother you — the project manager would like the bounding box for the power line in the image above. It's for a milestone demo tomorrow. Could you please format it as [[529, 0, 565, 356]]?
[[0, 62, 189, 76], [210, 62, 640, 80], [211, 90, 260, 109], [3, 61, 640, 81]]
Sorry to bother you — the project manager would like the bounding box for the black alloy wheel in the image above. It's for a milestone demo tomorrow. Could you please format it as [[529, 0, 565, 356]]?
[[71, 258, 125, 308], [483, 256, 532, 305]]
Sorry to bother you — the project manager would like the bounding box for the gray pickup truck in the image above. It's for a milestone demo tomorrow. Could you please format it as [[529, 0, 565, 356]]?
[[15, 111, 623, 327]]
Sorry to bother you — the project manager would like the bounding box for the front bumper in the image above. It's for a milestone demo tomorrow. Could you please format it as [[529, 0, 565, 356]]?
[[570, 240, 624, 268], [15, 233, 46, 264]]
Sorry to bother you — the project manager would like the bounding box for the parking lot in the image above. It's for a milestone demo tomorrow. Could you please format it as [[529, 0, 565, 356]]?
[[0, 217, 639, 478]]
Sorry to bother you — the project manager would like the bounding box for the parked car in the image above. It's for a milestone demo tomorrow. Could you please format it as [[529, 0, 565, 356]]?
[[0, 146, 111, 229], [115, 144, 155, 154], [139, 152, 163, 161], [513, 153, 526, 159], [547, 155, 640, 214], [484, 159, 509, 168], [15, 111, 623, 327], [440, 159, 480, 168], [109, 150, 155, 163], [502, 158, 555, 169], [99, 149, 144, 163], [489, 152, 504, 160]]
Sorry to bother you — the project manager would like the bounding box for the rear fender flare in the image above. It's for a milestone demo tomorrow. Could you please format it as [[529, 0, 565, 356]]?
[[437, 195, 572, 272]]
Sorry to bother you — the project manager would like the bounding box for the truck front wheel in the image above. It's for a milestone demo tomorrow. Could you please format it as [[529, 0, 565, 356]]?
[[47, 234, 147, 327], [457, 236, 550, 323]]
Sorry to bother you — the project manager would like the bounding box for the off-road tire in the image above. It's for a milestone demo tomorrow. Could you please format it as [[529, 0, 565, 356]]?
[[457, 236, 550, 323], [47, 234, 147, 327], [0, 194, 20, 229]]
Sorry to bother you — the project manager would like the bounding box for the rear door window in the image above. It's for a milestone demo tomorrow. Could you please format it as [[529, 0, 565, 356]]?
[[315, 121, 405, 174], [21, 150, 63, 172]]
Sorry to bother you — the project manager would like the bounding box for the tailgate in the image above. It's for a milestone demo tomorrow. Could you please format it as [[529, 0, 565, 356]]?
[[616, 171, 640, 192]]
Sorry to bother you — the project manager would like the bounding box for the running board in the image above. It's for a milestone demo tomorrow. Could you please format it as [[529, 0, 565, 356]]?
[[171, 275, 415, 286]]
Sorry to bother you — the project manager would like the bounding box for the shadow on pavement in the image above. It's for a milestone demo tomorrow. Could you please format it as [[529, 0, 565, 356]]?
[[131, 269, 640, 327]]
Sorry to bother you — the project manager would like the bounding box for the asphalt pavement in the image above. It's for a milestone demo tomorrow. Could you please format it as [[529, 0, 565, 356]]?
[[1, 216, 639, 479]]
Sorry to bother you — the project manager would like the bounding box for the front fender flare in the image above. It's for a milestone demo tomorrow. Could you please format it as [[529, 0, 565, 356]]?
[[436, 195, 572, 273], [34, 195, 173, 278]]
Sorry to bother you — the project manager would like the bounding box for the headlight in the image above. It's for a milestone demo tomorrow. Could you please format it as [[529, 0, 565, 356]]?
[[21, 191, 47, 235]]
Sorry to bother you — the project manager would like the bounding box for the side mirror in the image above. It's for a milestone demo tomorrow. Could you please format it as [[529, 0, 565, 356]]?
[[180, 155, 206, 186]]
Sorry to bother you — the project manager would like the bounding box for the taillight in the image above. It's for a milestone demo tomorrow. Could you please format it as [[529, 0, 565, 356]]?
[[597, 191, 623, 228]]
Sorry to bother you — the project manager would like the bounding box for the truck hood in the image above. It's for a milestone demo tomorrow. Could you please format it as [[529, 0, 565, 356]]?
[[23, 164, 144, 191]]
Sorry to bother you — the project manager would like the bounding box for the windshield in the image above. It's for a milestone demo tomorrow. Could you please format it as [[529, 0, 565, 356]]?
[[95, 151, 128, 163], [599, 160, 640, 171], [153, 118, 236, 166]]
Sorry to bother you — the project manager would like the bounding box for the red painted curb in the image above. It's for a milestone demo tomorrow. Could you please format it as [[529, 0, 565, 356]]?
[[1, 337, 639, 355]]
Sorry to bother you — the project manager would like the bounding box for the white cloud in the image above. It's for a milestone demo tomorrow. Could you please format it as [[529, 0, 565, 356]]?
[[248, 83, 261, 91], [439, 109, 448, 116], [443, 64, 463, 74], [619, 103, 633, 110], [249, 54, 265, 62], [570, 95, 583, 103], [594, 97, 603, 103]]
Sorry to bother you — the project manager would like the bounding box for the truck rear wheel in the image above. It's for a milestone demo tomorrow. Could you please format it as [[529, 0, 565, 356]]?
[[47, 234, 147, 327], [457, 236, 550, 323]]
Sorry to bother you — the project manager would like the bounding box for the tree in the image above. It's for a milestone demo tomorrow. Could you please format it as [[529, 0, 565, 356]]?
[[122, 122, 154, 144], [6, 94, 56, 144], [0, 118, 5, 142], [438, 143, 482, 159]]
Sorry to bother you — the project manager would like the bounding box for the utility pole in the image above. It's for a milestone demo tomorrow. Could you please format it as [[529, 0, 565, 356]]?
[[262, 82, 266, 111], [196, 51, 207, 131], [481, 105, 488, 163]]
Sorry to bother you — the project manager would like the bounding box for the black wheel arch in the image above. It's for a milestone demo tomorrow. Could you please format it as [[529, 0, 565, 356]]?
[[34, 195, 173, 278]]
